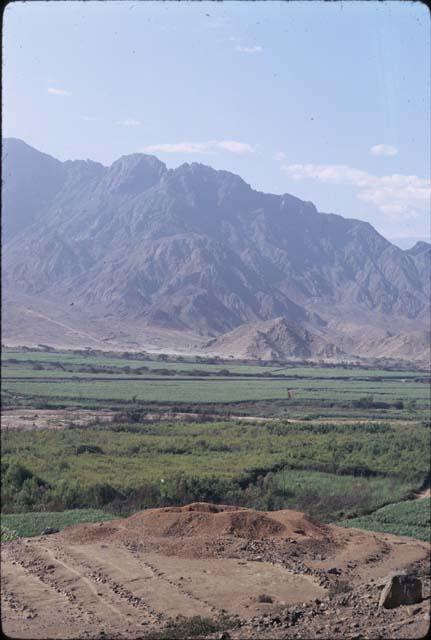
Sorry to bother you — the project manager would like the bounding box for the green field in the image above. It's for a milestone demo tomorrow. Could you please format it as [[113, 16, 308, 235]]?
[[271, 469, 411, 520], [2, 348, 423, 377], [1, 509, 115, 538], [2, 348, 429, 410], [2, 418, 429, 521], [339, 497, 431, 541], [3, 349, 429, 436], [4, 376, 428, 405], [2, 347, 430, 528]]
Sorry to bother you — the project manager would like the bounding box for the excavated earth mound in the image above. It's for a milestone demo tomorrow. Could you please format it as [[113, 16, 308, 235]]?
[[59, 502, 329, 546], [2, 502, 430, 639]]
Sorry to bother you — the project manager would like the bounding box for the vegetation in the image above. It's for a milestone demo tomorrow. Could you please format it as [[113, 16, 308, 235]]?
[[1, 525, 18, 542], [339, 497, 431, 541], [3, 375, 428, 407], [142, 615, 238, 639], [2, 418, 428, 521], [2, 347, 429, 530], [1, 509, 115, 538], [2, 349, 428, 415], [2, 347, 423, 375], [269, 469, 411, 520]]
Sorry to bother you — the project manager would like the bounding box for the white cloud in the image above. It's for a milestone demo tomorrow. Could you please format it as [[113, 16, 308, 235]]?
[[48, 87, 72, 96], [236, 45, 263, 54], [281, 162, 430, 217], [117, 119, 142, 127], [143, 142, 210, 154], [215, 140, 254, 153], [82, 115, 97, 121], [370, 144, 398, 157], [143, 140, 254, 155], [274, 151, 287, 162]]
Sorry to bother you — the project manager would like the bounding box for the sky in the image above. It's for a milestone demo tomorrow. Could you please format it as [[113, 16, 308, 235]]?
[[3, 0, 430, 245]]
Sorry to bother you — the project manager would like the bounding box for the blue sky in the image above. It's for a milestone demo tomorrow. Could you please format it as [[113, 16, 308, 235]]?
[[3, 0, 430, 244]]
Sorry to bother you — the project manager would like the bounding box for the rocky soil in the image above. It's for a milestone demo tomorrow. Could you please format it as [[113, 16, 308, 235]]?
[[1, 503, 429, 639]]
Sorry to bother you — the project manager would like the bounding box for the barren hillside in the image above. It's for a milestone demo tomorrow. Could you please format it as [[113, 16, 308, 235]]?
[[3, 138, 430, 362]]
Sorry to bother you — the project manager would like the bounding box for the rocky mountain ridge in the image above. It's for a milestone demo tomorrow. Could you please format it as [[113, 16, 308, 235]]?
[[2, 138, 430, 361]]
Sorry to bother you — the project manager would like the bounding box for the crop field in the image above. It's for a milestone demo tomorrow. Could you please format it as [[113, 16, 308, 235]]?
[[271, 469, 412, 520], [1, 348, 423, 376], [3, 376, 429, 406], [2, 349, 429, 415], [1, 509, 115, 538], [340, 497, 431, 541], [1, 347, 430, 533]]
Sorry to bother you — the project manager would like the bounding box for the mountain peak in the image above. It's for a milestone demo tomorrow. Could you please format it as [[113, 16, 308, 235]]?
[[3, 139, 430, 351], [105, 153, 167, 194], [169, 161, 252, 202], [2, 137, 62, 166], [406, 241, 431, 255]]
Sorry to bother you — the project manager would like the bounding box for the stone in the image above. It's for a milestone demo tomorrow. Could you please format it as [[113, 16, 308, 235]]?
[[378, 574, 422, 609], [41, 527, 60, 535]]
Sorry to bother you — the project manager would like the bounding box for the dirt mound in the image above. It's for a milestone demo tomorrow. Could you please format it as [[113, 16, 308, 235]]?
[[121, 503, 327, 540], [160, 509, 286, 539], [161, 502, 240, 514], [60, 503, 328, 546]]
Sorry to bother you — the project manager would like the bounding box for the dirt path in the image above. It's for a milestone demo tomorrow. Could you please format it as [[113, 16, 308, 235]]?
[[23, 309, 106, 346], [1, 408, 116, 431], [3, 407, 419, 432]]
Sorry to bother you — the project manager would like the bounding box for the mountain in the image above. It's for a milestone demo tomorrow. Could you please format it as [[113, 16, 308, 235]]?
[[390, 236, 431, 250], [2, 138, 430, 361], [203, 317, 345, 360]]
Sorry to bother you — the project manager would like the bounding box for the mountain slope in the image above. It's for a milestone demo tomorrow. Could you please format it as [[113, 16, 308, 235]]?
[[2, 138, 430, 358], [203, 317, 345, 360]]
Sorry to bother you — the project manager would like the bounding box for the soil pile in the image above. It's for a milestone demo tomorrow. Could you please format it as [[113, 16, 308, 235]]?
[[2, 501, 430, 639], [59, 503, 329, 546]]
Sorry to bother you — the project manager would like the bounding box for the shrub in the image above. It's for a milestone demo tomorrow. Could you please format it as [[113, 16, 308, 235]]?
[[1, 525, 18, 541], [75, 444, 105, 455], [142, 615, 237, 640], [258, 593, 274, 603], [4, 463, 34, 490], [16, 477, 47, 508], [85, 483, 123, 507]]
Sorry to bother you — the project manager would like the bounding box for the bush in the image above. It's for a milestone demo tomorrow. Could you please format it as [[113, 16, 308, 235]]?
[[85, 483, 123, 507], [258, 593, 274, 603], [4, 463, 34, 490], [163, 473, 234, 506], [16, 477, 47, 508], [1, 525, 18, 541], [142, 615, 237, 640], [75, 444, 105, 455]]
